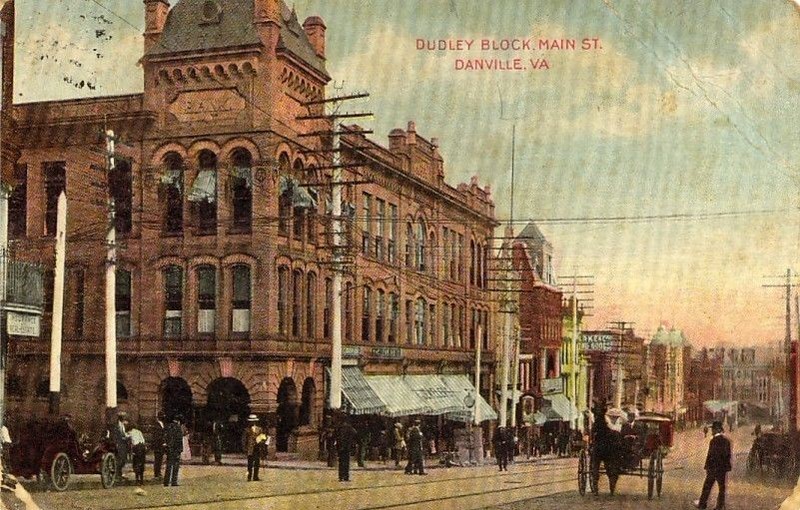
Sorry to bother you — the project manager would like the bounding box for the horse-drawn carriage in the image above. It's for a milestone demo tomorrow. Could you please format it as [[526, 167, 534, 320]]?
[[747, 430, 800, 479], [9, 419, 117, 491], [578, 411, 673, 500]]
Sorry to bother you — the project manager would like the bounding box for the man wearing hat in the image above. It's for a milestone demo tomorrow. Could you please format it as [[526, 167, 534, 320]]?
[[112, 412, 129, 483], [335, 415, 358, 482], [694, 421, 731, 510], [405, 419, 426, 475], [152, 412, 166, 479], [164, 415, 184, 487], [243, 414, 265, 481]]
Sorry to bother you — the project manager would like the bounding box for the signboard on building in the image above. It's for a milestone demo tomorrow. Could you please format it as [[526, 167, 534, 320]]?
[[583, 333, 614, 352], [343, 346, 361, 358], [370, 346, 403, 360], [542, 377, 563, 395], [7, 311, 40, 337]]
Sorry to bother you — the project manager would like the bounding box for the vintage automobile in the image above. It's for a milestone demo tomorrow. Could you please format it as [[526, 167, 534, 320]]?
[[578, 411, 673, 500], [9, 419, 117, 491]]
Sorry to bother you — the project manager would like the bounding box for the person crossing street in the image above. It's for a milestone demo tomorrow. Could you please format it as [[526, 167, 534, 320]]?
[[694, 421, 732, 510]]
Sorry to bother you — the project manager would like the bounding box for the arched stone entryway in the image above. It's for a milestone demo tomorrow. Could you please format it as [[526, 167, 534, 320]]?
[[276, 377, 298, 452], [206, 377, 251, 453], [160, 377, 193, 426], [299, 377, 316, 427]]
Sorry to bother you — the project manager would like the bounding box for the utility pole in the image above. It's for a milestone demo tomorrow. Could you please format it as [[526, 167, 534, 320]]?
[[104, 128, 117, 424], [510, 324, 520, 429], [298, 91, 371, 412], [48, 191, 66, 415], [763, 269, 799, 431], [571, 274, 578, 429], [474, 323, 482, 426], [558, 273, 593, 426], [0, 185, 7, 458]]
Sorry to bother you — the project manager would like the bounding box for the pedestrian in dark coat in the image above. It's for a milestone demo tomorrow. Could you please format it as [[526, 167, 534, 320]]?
[[695, 421, 731, 510], [111, 413, 129, 482], [212, 420, 224, 465], [163, 415, 184, 487], [243, 414, 266, 481], [493, 427, 509, 471], [405, 420, 426, 475], [336, 417, 358, 482], [152, 412, 166, 479]]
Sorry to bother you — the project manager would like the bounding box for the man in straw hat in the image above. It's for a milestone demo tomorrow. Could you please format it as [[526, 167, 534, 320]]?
[[694, 420, 731, 510], [243, 414, 265, 481]]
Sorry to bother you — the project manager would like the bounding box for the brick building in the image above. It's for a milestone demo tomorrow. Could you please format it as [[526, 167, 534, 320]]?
[[643, 326, 687, 419], [5, 0, 497, 454], [512, 224, 563, 395], [686, 347, 723, 423], [0, 0, 17, 184]]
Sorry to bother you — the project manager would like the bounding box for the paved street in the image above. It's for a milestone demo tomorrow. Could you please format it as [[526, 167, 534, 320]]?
[[6, 426, 793, 510]]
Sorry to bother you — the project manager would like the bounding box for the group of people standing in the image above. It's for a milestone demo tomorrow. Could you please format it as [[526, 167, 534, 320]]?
[[332, 416, 429, 482]]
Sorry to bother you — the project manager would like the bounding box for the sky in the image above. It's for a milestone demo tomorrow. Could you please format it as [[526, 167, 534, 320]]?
[[11, 0, 800, 347]]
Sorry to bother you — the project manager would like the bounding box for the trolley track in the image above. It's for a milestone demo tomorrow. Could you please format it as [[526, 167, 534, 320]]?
[[81, 462, 578, 510]]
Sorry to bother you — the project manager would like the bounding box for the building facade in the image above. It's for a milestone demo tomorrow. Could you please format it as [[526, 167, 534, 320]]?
[[6, 0, 497, 454], [643, 326, 687, 419]]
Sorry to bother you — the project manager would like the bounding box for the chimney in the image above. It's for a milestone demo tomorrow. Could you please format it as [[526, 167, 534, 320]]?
[[254, 0, 281, 25], [143, 0, 169, 55], [406, 121, 416, 145], [302, 16, 326, 59]]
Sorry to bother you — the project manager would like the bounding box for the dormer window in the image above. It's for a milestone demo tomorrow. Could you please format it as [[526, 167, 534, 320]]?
[[200, 0, 222, 24]]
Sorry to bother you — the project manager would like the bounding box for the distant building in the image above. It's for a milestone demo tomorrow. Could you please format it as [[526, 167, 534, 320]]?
[[643, 326, 687, 420], [719, 346, 782, 422], [685, 347, 723, 424]]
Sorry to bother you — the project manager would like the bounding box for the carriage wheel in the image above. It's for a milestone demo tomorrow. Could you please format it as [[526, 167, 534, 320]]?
[[647, 452, 656, 500], [578, 449, 588, 495], [101, 453, 117, 489], [589, 449, 600, 495], [655, 450, 664, 497], [50, 452, 72, 492]]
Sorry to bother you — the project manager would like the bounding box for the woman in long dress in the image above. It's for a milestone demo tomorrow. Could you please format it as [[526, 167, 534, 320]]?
[[181, 426, 192, 462]]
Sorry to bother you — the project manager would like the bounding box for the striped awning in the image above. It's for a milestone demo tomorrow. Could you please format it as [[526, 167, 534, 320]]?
[[365, 375, 431, 417], [542, 394, 579, 422], [404, 375, 464, 415], [439, 375, 497, 423], [326, 367, 386, 415]]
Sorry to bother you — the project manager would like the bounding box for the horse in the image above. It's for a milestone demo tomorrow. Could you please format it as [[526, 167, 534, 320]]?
[[589, 402, 624, 495]]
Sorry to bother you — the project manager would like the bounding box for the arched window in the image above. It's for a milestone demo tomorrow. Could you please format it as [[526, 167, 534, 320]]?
[[292, 269, 304, 336], [190, 150, 218, 234], [442, 303, 451, 347], [292, 160, 305, 241], [230, 149, 252, 231], [476, 242, 483, 288], [323, 277, 332, 340], [415, 298, 427, 345], [388, 293, 399, 344], [163, 265, 183, 337], [278, 154, 291, 236], [416, 220, 426, 272], [196, 265, 216, 334], [428, 232, 436, 276], [231, 264, 251, 333], [277, 266, 289, 335], [470, 239, 476, 286], [116, 268, 132, 337], [162, 152, 184, 234], [376, 289, 385, 343], [361, 286, 372, 342], [306, 272, 316, 338], [110, 159, 133, 235], [405, 223, 414, 268]]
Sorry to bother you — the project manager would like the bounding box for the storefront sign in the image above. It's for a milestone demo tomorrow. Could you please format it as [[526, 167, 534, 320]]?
[[6, 311, 40, 337], [370, 346, 403, 360], [542, 377, 563, 395], [583, 333, 614, 352], [343, 345, 362, 358]]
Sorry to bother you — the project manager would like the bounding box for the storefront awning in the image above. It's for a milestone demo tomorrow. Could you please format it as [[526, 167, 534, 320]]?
[[404, 375, 463, 415], [366, 375, 432, 417], [704, 400, 737, 414], [326, 367, 386, 416], [439, 375, 497, 423], [542, 394, 579, 422]]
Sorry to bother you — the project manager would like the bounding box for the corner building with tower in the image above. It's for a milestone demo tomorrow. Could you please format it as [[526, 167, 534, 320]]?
[[5, 0, 498, 456]]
